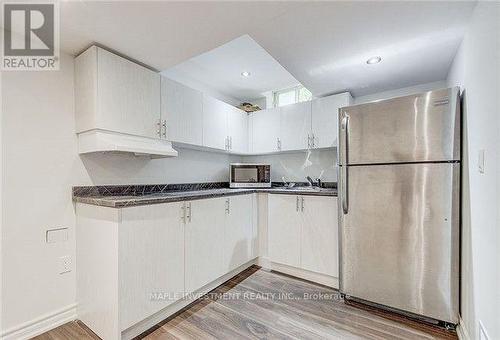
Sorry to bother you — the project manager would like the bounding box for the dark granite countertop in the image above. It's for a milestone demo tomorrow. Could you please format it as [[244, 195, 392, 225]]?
[[73, 182, 337, 208]]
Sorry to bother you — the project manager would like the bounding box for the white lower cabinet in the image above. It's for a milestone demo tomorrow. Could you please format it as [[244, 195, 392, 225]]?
[[77, 192, 338, 339], [267, 194, 339, 279], [223, 194, 254, 271], [184, 198, 226, 293], [268, 194, 302, 267], [300, 195, 338, 277], [119, 203, 185, 330], [77, 194, 255, 340]]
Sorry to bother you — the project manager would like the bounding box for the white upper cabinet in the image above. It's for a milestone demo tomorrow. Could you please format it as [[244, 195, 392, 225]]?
[[202, 95, 248, 153], [227, 106, 248, 153], [75, 46, 177, 157], [249, 107, 281, 154], [311, 92, 353, 148], [279, 101, 312, 151], [161, 77, 203, 145], [75, 46, 161, 139], [202, 95, 229, 150]]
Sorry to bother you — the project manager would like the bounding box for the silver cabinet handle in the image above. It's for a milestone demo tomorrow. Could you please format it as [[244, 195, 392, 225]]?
[[301, 197, 304, 212], [162, 120, 167, 138], [312, 133, 316, 148], [187, 202, 192, 222], [307, 134, 311, 149], [296, 196, 299, 212], [277, 138, 282, 151], [181, 203, 186, 223], [225, 136, 228, 150], [156, 119, 161, 138], [229, 136, 232, 150], [225, 198, 230, 214]]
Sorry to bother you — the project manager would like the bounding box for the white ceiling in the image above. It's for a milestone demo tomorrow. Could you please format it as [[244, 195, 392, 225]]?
[[53, 1, 475, 98], [162, 35, 299, 100]]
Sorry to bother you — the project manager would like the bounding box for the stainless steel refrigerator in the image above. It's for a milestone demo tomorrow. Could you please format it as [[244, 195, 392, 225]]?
[[338, 87, 460, 326]]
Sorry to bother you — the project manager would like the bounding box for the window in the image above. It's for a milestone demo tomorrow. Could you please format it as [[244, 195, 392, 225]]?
[[273, 85, 312, 107]]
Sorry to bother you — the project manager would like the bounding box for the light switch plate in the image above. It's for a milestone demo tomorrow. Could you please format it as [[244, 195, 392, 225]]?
[[478, 149, 485, 174]]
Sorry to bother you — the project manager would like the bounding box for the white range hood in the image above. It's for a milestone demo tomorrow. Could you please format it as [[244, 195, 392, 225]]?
[[78, 130, 178, 158]]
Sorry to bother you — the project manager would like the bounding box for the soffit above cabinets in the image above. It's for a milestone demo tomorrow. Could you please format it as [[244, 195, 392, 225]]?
[[162, 35, 300, 101]]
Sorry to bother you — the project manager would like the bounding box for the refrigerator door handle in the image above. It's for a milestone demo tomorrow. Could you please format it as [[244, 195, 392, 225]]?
[[340, 114, 349, 165], [340, 113, 349, 214], [341, 165, 348, 214]]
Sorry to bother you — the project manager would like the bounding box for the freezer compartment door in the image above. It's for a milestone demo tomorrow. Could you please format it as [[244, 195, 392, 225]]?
[[338, 87, 460, 165], [339, 163, 459, 323]]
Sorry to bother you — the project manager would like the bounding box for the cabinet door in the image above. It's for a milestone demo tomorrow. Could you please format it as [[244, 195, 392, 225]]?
[[250, 107, 281, 153], [268, 194, 301, 267], [223, 195, 254, 271], [185, 198, 225, 293], [300, 196, 338, 277], [280, 101, 312, 151], [227, 106, 248, 153], [119, 202, 184, 330], [311, 93, 352, 148], [97, 47, 161, 139], [202, 95, 228, 150], [161, 77, 203, 145]]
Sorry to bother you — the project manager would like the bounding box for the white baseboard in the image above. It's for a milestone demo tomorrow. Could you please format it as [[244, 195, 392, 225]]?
[[457, 316, 471, 340], [1, 303, 77, 340]]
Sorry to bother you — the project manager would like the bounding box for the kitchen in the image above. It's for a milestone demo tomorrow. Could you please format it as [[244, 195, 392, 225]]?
[[1, 1, 499, 340]]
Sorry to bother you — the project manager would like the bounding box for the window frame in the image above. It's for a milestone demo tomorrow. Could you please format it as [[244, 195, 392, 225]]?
[[273, 85, 312, 108]]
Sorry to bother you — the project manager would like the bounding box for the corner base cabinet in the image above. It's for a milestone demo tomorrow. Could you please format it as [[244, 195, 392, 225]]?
[[76, 194, 256, 340]]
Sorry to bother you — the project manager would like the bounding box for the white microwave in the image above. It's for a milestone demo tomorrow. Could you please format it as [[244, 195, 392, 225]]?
[[230, 163, 271, 188]]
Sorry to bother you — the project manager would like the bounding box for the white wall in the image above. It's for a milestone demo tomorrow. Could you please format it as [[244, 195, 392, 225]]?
[[81, 148, 241, 185], [0, 53, 240, 337], [353, 80, 447, 104], [446, 2, 500, 340], [1, 53, 91, 335], [243, 149, 337, 183]]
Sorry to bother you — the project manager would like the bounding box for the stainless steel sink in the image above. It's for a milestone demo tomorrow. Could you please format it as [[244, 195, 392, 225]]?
[[283, 186, 328, 192]]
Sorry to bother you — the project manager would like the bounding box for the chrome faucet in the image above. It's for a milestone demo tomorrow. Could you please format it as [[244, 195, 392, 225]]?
[[306, 176, 322, 188]]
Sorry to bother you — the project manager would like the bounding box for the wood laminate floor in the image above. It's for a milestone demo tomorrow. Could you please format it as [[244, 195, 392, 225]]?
[[33, 266, 457, 340]]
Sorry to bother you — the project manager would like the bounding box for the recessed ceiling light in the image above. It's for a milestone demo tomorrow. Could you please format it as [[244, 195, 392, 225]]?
[[241, 71, 251, 77], [366, 56, 382, 65]]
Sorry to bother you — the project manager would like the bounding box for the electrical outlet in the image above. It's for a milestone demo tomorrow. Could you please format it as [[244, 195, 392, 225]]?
[[59, 256, 71, 274]]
